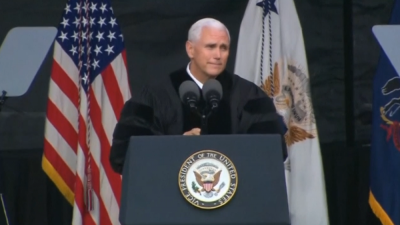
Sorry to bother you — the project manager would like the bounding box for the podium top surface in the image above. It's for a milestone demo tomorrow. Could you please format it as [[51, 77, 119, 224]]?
[[0, 27, 57, 96], [120, 134, 290, 225]]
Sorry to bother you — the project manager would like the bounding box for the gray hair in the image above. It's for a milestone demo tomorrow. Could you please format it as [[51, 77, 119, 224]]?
[[188, 18, 231, 43]]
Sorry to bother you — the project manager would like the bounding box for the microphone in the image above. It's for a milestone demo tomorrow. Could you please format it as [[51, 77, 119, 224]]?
[[202, 79, 223, 110], [179, 80, 200, 111]]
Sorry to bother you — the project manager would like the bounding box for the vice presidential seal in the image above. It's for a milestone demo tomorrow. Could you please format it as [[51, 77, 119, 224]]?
[[178, 150, 238, 209]]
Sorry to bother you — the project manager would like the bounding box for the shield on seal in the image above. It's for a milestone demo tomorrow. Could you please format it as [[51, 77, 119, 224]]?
[[203, 182, 213, 192]]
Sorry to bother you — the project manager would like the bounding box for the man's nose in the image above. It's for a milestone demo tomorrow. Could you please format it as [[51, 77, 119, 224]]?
[[213, 49, 221, 59]]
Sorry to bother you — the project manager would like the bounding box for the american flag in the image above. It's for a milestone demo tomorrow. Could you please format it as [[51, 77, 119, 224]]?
[[42, 0, 131, 224]]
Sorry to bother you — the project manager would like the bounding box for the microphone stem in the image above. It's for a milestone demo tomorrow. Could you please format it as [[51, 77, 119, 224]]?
[[0, 91, 7, 113], [200, 103, 217, 135], [200, 114, 208, 135]]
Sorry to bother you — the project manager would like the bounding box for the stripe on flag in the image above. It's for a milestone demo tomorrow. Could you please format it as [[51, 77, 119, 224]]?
[[42, 0, 131, 224]]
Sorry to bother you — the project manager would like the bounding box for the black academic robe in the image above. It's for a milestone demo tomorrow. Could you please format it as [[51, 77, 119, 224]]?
[[109, 68, 287, 174]]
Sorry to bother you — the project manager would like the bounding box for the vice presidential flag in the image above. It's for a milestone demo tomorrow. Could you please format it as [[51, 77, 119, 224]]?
[[234, 0, 329, 224]]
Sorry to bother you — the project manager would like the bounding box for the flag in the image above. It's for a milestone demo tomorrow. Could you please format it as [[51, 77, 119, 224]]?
[[234, 0, 329, 224], [42, 0, 131, 224], [369, 1, 400, 224]]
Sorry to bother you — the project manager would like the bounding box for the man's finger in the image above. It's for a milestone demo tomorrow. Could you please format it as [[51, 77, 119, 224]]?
[[183, 128, 201, 136], [192, 128, 201, 135]]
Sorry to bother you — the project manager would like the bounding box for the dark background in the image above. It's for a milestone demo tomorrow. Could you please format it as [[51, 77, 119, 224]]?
[[0, 0, 395, 224]]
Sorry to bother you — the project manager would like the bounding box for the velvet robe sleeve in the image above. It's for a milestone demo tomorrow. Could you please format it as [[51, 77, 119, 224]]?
[[240, 86, 288, 160], [109, 86, 164, 174]]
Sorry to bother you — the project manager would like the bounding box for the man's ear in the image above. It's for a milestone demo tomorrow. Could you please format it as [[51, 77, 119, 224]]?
[[186, 41, 194, 59]]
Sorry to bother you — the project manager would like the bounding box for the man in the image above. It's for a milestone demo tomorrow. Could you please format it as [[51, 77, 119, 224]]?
[[109, 18, 286, 174]]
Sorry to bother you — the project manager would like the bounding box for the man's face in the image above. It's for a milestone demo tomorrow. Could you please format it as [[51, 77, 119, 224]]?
[[186, 26, 230, 79]]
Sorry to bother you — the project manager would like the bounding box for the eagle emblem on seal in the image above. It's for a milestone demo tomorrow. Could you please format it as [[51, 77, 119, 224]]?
[[261, 61, 316, 146], [192, 163, 225, 198]]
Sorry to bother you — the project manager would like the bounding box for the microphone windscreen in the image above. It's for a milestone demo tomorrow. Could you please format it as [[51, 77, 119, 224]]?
[[178, 80, 200, 104], [202, 79, 223, 101]]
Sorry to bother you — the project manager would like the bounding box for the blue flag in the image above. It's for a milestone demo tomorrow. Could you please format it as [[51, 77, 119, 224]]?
[[370, 1, 400, 224]]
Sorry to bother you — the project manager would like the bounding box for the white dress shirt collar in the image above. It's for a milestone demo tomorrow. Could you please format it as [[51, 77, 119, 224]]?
[[186, 62, 203, 89]]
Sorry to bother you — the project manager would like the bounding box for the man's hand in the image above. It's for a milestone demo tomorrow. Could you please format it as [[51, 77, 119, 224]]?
[[183, 128, 201, 136]]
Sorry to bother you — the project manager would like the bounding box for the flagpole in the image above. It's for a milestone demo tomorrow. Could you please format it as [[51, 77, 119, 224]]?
[[343, 0, 355, 148]]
